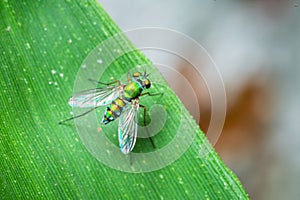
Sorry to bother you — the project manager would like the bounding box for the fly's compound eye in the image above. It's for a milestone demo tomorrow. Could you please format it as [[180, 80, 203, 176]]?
[[133, 72, 141, 78], [144, 79, 151, 89]]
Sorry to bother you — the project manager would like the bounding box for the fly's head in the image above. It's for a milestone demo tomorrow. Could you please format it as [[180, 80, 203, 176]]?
[[133, 71, 151, 89]]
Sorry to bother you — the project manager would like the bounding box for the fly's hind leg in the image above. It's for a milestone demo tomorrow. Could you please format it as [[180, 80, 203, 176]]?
[[58, 107, 99, 125], [88, 79, 121, 86], [139, 104, 156, 149], [129, 153, 133, 166]]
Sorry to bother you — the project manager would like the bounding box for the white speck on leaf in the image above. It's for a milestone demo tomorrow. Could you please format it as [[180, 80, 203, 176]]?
[[51, 69, 56, 74], [23, 78, 28, 84], [25, 42, 31, 49], [178, 177, 184, 185], [97, 59, 103, 64], [6, 26, 11, 32]]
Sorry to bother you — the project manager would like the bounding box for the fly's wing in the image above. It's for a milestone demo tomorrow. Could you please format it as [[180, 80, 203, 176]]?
[[118, 101, 139, 154], [68, 86, 122, 108]]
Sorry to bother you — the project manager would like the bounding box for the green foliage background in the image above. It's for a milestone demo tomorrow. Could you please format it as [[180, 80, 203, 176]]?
[[0, 0, 248, 199]]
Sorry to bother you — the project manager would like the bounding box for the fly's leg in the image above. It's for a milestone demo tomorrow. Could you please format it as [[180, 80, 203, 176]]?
[[138, 92, 163, 149], [140, 92, 163, 97], [88, 79, 121, 86], [139, 104, 156, 149], [127, 72, 131, 82], [58, 107, 99, 125], [129, 153, 133, 166]]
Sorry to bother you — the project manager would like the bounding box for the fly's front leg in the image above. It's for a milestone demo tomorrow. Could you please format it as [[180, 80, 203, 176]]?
[[140, 92, 163, 97], [127, 72, 131, 83], [139, 104, 156, 149], [88, 78, 121, 86]]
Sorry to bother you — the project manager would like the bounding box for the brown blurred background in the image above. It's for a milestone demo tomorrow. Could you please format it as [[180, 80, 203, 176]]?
[[101, 1, 300, 199]]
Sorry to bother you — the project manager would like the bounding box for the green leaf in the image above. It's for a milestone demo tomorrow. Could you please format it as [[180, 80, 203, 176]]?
[[0, 0, 249, 199]]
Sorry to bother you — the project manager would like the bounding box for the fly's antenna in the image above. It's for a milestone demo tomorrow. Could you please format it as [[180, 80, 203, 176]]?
[[143, 66, 147, 77], [142, 66, 154, 78], [143, 71, 151, 78]]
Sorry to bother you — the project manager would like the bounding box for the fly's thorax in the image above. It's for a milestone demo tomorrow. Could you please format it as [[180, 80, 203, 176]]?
[[123, 81, 143, 100]]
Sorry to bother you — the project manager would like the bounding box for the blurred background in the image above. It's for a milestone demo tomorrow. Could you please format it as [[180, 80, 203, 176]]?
[[100, 1, 300, 199]]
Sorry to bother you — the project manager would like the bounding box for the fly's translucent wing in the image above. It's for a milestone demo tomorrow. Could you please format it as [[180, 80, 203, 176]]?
[[69, 86, 122, 108], [118, 100, 139, 154]]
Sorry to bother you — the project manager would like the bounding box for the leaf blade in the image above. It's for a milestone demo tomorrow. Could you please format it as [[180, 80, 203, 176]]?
[[0, 0, 249, 199]]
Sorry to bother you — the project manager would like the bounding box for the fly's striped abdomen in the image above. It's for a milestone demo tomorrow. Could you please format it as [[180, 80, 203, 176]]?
[[102, 98, 126, 125]]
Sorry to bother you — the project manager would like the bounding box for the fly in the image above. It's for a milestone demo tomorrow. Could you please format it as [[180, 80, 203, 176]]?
[[59, 71, 162, 154]]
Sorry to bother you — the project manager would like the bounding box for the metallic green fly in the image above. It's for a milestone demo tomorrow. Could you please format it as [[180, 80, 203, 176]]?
[[59, 71, 162, 154]]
